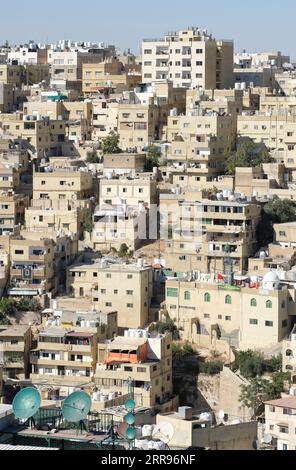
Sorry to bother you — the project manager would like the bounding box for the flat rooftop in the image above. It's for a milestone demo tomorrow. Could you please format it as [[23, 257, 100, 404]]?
[[0, 325, 30, 337]]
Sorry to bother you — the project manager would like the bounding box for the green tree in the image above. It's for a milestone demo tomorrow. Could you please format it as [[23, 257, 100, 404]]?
[[240, 378, 271, 415], [264, 354, 283, 373], [86, 149, 100, 164], [0, 298, 17, 316], [224, 141, 273, 175], [256, 198, 296, 247], [145, 145, 161, 171], [199, 361, 224, 375], [263, 198, 296, 224], [118, 243, 129, 258], [240, 373, 290, 416], [102, 132, 121, 155], [156, 317, 179, 338], [18, 298, 41, 312], [83, 209, 94, 234]]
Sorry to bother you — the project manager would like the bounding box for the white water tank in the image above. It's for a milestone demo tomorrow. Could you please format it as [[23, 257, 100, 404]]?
[[137, 258, 144, 268], [142, 425, 153, 438]]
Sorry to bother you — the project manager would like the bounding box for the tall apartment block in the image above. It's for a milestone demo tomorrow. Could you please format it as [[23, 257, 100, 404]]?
[[142, 28, 234, 89]]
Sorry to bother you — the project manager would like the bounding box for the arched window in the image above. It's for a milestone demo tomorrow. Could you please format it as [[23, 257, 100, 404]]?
[[251, 299, 257, 307], [225, 295, 232, 305], [286, 349, 293, 358], [184, 291, 190, 301], [266, 300, 272, 309], [204, 293, 211, 303]]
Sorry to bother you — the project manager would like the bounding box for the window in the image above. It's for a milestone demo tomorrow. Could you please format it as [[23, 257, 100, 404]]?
[[126, 290, 134, 295], [204, 314, 210, 319], [265, 321, 274, 327], [127, 303, 134, 309], [114, 290, 118, 294], [250, 319, 258, 325], [266, 300, 272, 309], [225, 295, 232, 305], [204, 293, 211, 303], [167, 288, 178, 298], [283, 408, 292, 415], [106, 274, 111, 279], [106, 302, 112, 307], [250, 299, 257, 307], [282, 320, 288, 328], [184, 291, 190, 301], [15, 250, 24, 255], [269, 406, 275, 412], [127, 274, 133, 279], [279, 426, 289, 434], [225, 316, 232, 321]]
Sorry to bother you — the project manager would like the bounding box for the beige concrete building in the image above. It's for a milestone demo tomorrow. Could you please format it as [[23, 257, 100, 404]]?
[[0, 84, 15, 113], [49, 48, 115, 82], [164, 274, 293, 350], [0, 325, 32, 380], [92, 98, 119, 140], [161, 192, 261, 274], [0, 64, 24, 87], [0, 112, 67, 159], [23, 99, 93, 143], [235, 164, 286, 198], [264, 395, 296, 450], [92, 175, 157, 252], [0, 165, 20, 192], [0, 139, 31, 175], [83, 59, 141, 94], [282, 327, 296, 382], [142, 27, 233, 89], [0, 192, 29, 236], [157, 409, 257, 450], [30, 327, 98, 384], [166, 108, 236, 183], [237, 113, 296, 181], [67, 257, 153, 329], [33, 167, 93, 202], [8, 233, 56, 297], [94, 330, 175, 409], [103, 153, 146, 177], [118, 82, 186, 151], [99, 176, 158, 208]]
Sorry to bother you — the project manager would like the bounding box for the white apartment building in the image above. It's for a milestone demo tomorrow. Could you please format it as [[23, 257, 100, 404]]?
[[142, 27, 233, 89]]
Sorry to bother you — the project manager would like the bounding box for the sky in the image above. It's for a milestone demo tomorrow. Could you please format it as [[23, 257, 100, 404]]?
[[1, 0, 296, 59]]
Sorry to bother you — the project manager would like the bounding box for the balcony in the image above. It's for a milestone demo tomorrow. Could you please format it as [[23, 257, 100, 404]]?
[[29, 254, 45, 261], [0, 343, 25, 352]]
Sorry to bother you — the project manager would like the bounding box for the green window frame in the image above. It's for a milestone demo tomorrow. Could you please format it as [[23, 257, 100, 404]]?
[[225, 295, 232, 305], [184, 291, 191, 301], [167, 288, 178, 298], [265, 321, 274, 327], [266, 300, 272, 309], [204, 293, 211, 303], [250, 299, 257, 307], [250, 319, 258, 325]]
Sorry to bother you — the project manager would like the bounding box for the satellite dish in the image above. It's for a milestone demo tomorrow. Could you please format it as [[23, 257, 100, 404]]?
[[152, 422, 175, 444], [62, 391, 92, 423], [263, 434, 272, 445], [12, 387, 41, 421], [218, 410, 225, 420]]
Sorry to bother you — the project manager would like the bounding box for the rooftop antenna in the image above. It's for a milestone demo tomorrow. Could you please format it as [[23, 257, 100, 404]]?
[[12, 387, 41, 428], [61, 391, 92, 435]]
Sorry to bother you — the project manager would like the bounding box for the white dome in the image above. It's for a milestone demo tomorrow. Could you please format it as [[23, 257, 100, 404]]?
[[263, 271, 280, 283]]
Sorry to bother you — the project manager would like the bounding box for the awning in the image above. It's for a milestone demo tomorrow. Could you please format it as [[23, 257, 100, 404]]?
[[7, 289, 39, 296]]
